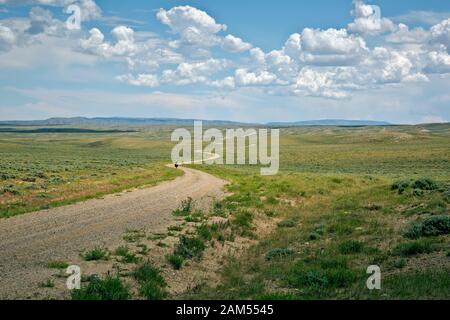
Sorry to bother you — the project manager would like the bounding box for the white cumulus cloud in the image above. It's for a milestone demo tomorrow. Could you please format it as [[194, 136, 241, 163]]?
[[222, 34, 252, 52]]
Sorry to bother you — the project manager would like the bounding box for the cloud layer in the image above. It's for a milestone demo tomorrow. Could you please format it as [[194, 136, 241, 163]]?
[[1, 0, 450, 102]]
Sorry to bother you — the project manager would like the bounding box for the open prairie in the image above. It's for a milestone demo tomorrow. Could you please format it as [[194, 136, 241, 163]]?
[[0, 124, 449, 300]]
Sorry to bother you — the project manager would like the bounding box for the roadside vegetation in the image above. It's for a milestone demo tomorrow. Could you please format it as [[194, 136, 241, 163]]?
[[184, 167, 449, 299]]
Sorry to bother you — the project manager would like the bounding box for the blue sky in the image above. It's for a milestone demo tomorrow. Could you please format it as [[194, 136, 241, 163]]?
[[1, 0, 450, 123]]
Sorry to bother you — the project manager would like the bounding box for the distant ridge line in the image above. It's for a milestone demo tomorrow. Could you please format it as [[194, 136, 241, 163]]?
[[0, 117, 394, 127]]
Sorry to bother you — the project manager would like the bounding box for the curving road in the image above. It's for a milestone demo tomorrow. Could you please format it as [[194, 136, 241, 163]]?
[[0, 166, 227, 299]]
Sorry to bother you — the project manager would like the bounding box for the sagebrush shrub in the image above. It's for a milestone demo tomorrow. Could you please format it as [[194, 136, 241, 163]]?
[[391, 180, 410, 194], [405, 215, 450, 239], [174, 235, 205, 259], [412, 178, 439, 191]]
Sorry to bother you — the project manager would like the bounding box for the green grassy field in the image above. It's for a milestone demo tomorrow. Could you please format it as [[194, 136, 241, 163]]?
[[1, 124, 449, 299], [0, 127, 181, 217], [184, 124, 450, 299]]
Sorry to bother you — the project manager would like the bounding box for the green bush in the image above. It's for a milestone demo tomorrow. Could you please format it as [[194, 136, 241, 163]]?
[[391, 180, 410, 194], [266, 248, 295, 261], [412, 178, 439, 191], [174, 235, 206, 260], [72, 275, 130, 300], [166, 254, 184, 270], [405, 215, 450, 239], [338, 240, 364, 255], [82, 247, 109, 261]]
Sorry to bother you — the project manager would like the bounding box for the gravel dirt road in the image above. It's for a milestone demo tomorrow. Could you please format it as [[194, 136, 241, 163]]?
[[0, 166, 227, 299]]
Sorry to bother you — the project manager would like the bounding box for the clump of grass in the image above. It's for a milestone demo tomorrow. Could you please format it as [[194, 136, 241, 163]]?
[[71, 275, 130, 300], [331, 177, 343, 184], [123, 230, 145, 243], [232, 210, 253, 236], [137, 244, 149, 255], [364, 203, 383, 211], [168, 225, 183, 232], [166, 254, 184, 270], [405, 215, 450, 239], [308, 232, 321, 241], [393, 258, 407, 269], [212, 201, 226, 217], [114, 246, 140, 264], [82, 247, 109, 261], [184, 210, 205, 223], [338, 240, 364, 255], [173, 197, 194, 216], [197, 224, 213, 240], [148, 232, 167, 241], [277, 219, 296, 228], [38, 279, 55, 288], [132, 262, 167, 300], [266, 196, 279, 205], [197, 222, 228, 242], [174, 235, 206, 260], [392, 239, 435, 256], [47, 260, 69, 269], [265, 248, 295, 261]]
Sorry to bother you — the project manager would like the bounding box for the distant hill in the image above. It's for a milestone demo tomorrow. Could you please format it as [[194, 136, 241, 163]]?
[[0, 128, 135, 133], [267, 119, 391, 127], [0, 117, 254, 127], [0, 117, 392, 127]]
